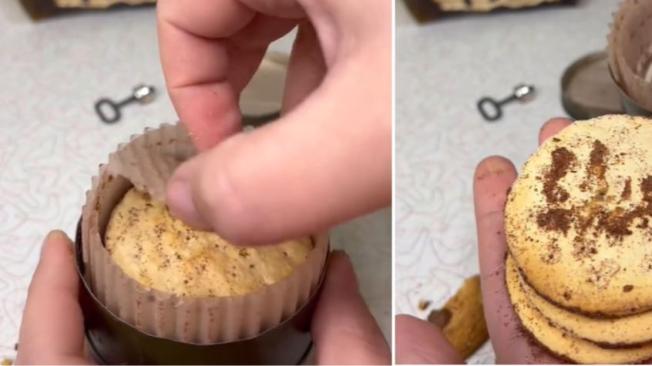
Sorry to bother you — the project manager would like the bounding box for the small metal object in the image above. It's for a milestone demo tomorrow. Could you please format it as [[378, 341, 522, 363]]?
[[477, 84, 536, 122], [95, 84, 156, 124]]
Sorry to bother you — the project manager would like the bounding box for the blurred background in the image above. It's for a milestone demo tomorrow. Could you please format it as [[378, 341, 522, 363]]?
[[0, 1, 390, 361]]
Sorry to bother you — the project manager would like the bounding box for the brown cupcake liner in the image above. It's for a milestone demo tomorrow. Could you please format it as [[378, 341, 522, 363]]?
[[80, 123, 329, 344], [607, 0, 652, 112]]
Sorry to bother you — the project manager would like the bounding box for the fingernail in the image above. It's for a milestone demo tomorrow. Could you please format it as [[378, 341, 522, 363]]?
[[42, 230, 71, 257], [44, 230, 67, 243], [166, 178, 208, 229], [477, 156, 512, 180]]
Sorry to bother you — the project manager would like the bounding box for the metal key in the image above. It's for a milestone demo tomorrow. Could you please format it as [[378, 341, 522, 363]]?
[[95, 84, 156, 124], [477, 84, 536, 122]]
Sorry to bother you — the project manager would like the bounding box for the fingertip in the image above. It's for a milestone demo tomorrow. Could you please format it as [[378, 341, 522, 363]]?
[[166, 146, 272, 245], [327, 250, 353, 272], [166, 176, 211, 230], [538, 117, 572, 145], [323, 250, 359, 292], [34, 230, 77, 292], [474, 156, 516, 186], [473, 155, 515, 284], [40, 230, 73, 260]]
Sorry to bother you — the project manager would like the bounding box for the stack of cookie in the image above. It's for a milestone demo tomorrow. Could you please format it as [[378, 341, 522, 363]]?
[[505, 115, 652, 364]]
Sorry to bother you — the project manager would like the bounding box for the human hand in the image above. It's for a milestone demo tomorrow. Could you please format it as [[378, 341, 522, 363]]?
[[15, 232, 389, 365], [15, 231, 88, 365], [157, 0, 391, 245], [395, 118, 573, 364], [470, 117, 571, 363]]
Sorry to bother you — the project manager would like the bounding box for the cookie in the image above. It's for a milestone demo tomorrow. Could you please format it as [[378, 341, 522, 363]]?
[[428, 275, 488, 359], [519, 268, 652, 346], [105, 188, 313, 297], [505, 115, 652, 316], [506, 255, 652, 364]]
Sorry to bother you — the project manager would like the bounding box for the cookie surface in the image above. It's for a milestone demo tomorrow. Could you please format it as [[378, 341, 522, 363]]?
[[520, 267, 652, 346], [506, 255, 652, 364], [105, 188, 313, 297], [506, 115, 652, 316]]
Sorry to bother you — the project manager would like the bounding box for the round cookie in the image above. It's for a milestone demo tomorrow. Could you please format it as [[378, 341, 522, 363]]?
[[506, 255, 652, 364], [519, 267, 652, 346], [105, 188, 314, 297], [506, 115, 652, 316]]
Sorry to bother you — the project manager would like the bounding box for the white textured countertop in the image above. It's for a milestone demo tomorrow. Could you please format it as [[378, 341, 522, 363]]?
[[396, 0, 620, 363], [0, 1, 390, 359]]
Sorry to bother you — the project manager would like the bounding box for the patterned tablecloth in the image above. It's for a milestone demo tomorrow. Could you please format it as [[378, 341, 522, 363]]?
[[396, 0, 620, 362], [0, 2, 390, 360]]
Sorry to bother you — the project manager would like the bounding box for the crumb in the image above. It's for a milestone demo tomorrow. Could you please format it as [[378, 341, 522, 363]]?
[[418, 299, 431, 311]]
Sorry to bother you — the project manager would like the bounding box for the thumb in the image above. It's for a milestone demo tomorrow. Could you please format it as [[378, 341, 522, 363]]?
[[311, 251, 390, 364], [16, 230, 86, 365], [163, 2, 390, 246], [395, 315, 464, 364]]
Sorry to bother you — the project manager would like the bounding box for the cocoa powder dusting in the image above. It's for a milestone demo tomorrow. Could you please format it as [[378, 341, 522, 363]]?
[[588, 140, 608, 179], [542, 148, 575, 204], [598, 207, 634, 237], [621, 178, 632, 200], [641, 255, 652, 272], [595, 177, 652, 238], [572, 237, 597, 260], [537, 209, 571, 234], [641, 176, 652, 202], [540, 242, 561, 264], [587, 259, 620, 289], [623, 285, 634, 293], [535, 137, 652, 241]]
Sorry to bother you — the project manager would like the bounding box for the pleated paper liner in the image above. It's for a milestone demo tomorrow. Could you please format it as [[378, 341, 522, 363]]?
[[607, 0, 652, 114], [79, 123, 329, 348]]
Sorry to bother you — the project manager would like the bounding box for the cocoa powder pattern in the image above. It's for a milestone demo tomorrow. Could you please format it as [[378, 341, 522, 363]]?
[[542, 147, 575, 204], [536, 140, 652, 266]]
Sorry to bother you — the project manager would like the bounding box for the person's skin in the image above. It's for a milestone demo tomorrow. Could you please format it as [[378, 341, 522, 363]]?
[[158, 0, 391, 245], [395, 118, 572, 364], [17, 1, 391, 363], [16, 231, 390, 364]]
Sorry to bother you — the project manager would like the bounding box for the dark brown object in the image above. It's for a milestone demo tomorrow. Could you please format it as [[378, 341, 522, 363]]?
[[537, 208, 572, 234], [561, 51, 625, 120], [542, 147, 575, 204], [418, 299, 432, 311], [427, 275, 488, 359], [74, 220, 325, 365], [403, 0, 575, 22], [19, 0, 155, 20]]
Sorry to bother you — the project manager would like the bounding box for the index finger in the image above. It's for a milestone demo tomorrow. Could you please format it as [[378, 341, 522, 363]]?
[[474, 156, 530, 363], [157, 0, 254, 150], [474, 156, 561, 363], [474, 117, 572, 363]]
